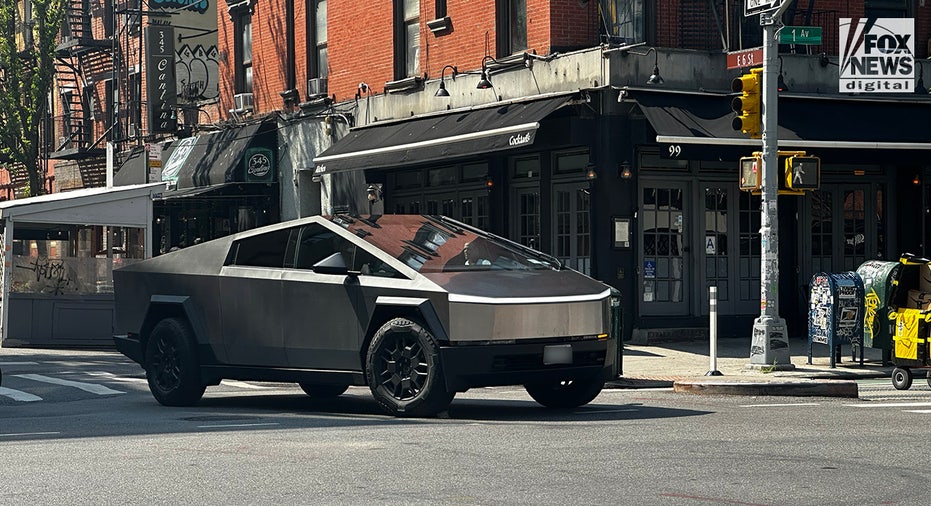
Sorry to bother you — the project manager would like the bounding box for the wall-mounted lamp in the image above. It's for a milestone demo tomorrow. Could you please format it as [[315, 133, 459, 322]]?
[[476, 56, 496, 90], [435, 65, 458, 97], [914, 174, 921, 186], [622, 46, 664, 85], [367, 184, 383, 203], [619, 161, 632, 179], [484, 174, 494, 190], [585, 163, 598, 180], [777, 56, 789, 92]]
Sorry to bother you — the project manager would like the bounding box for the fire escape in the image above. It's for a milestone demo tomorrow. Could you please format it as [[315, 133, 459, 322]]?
[[48, 0, 117, 187]]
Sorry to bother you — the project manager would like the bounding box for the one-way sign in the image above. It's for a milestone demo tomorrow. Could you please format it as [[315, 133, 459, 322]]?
[[745, 0, 784, 16]]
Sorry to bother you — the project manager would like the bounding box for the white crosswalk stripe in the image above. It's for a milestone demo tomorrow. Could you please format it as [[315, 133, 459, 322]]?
[[14, 374, 125, 395], [0, 387, 42, 402], [221, 379, 274, 389], [84, 371, 148, 384]]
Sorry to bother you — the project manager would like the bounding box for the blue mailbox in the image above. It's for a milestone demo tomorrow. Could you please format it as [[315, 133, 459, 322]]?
[[808, 272, 865, 368]]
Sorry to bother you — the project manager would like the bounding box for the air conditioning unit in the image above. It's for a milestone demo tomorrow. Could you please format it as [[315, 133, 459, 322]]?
[[307, 78, 328, 98], [233, 92, 254, 112]]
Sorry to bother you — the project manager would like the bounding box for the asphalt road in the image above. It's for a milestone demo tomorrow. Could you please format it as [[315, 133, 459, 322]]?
[[3, 354, 931, 505]]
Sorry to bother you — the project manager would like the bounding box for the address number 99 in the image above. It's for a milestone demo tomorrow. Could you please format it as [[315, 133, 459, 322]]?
[[667, 145, 682, 158]]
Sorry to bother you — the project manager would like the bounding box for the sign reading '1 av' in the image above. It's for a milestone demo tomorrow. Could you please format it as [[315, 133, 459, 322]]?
[[839, 18, 915, 93]]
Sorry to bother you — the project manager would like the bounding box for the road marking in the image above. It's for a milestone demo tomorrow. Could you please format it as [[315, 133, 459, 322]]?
[[0, 387, 43, 402], [14, 374, 125, 395], [196, 422, 281, 429], [0, 361, 39, 366], [84, 371, 148, 383], [847, 402, 931, 408], [903, 410, 931, 413], [222, 379, 273, 389], [740, 402, 821, 408], [0, 432, 60, 437]]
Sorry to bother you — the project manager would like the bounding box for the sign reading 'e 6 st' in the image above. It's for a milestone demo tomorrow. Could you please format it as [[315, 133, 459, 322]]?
[[145, 24, 178, 134], [839, 18, 915, 93]]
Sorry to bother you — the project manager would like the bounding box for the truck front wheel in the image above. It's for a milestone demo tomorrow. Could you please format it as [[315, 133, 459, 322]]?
[[145, 317, 206, 406], [366, 318, 454, 417]]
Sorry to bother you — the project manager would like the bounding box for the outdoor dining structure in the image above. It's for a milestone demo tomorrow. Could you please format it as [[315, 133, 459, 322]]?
[[0, 183, 163, 347]]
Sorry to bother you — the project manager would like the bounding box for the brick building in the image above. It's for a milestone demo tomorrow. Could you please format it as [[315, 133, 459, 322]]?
[[28, 0, 931, 344]]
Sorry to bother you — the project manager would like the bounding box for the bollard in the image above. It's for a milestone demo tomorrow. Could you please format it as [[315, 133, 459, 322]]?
[[706, 286, 723, 376]]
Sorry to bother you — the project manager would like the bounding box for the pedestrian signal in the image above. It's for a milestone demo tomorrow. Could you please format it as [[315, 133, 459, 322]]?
[[739, 156, 761, 191], [731, 69, 762, 139], [785, 156, 820, 190]]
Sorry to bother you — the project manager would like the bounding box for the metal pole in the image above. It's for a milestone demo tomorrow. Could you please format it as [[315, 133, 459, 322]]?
[[707, 286, 722, 376], [750, 5, 794, 369]]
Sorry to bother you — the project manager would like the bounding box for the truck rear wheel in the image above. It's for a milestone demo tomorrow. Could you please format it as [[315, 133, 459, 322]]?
[[366, 317, 453, 417], [525, 374, 605, 409], [145, 317, 206, 406]]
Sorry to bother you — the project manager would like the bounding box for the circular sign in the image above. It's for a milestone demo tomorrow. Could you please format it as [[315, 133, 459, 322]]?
[[248, 152, 271, 178]]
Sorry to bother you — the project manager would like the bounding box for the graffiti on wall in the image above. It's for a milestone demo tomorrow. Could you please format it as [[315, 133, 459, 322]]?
[[177, 45, 220, 101]]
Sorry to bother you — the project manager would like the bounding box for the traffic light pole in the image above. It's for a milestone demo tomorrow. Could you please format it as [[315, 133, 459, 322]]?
[[750, 6, 794, 369]]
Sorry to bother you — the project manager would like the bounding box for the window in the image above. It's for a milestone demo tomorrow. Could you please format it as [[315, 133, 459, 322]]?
[[496, 0, 527, 56], [599, 0, 644, 45], [230, 228, 292, 267], [311, 0, 327, 78], [290, 224, 402, 277], [395, 0, 420, 78], [435, 0, 446, 18], [865, 0, 909, 17], [234, 12, 253, 93]]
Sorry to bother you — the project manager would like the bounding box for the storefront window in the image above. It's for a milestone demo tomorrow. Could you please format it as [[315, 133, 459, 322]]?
[[10, 225, 146, 295]]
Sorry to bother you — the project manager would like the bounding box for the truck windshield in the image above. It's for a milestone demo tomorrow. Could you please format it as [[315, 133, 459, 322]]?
[[328, 214, 560, 273]]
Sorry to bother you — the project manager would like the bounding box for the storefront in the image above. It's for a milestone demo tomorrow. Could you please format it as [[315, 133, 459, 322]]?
[[154, 118, 280, 251], [0, 183, 163, 347]]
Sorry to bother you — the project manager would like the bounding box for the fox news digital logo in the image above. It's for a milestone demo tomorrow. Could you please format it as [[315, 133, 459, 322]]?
[[839, 18, 915, 93]]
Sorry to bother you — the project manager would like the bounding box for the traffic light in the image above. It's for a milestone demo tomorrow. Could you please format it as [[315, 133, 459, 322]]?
[[730, 68, 762, 139], [785, 155, 821, 190]]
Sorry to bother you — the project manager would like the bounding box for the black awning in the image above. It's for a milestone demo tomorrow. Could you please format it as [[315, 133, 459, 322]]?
[[312, 94, 575, 174], [629, 87, 931, 151], [153, 182, 274, 201], [161, 122, 264, 189]]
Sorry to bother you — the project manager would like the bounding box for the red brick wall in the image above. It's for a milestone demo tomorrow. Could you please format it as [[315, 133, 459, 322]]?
[[216, 0, 597, 115]]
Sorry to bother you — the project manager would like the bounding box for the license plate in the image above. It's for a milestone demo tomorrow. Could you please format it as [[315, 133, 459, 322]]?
[[543, 344, 573, 365]]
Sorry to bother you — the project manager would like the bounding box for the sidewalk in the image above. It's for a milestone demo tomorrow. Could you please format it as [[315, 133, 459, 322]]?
[[608, 335, 893, 397]]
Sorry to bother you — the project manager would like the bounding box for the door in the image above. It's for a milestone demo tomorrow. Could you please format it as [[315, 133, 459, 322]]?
[[553, 181, 592, 276], [639, 182, 688, 316], [700, 184, 761, 315], [512, 185, 542, 250], [800, 184, 883, 283]]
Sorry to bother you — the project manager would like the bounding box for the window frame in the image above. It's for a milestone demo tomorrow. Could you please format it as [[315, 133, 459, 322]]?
[[393, 0, 421, 79], [233, 10, 254, 94], [310, 0, 328, 79]]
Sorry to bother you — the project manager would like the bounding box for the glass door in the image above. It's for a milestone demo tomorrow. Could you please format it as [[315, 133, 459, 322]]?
[[800, 184, 884, 284], [553, 181, 591, 276], [700, 184, 761, 315], [639, 182, 688, 316]]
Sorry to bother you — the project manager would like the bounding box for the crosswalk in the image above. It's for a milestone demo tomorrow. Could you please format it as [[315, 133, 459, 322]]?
[[0, 366, 293, 403]]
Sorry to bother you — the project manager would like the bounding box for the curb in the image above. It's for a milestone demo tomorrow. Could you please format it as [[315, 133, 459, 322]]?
[[673, 379, 859, 398]]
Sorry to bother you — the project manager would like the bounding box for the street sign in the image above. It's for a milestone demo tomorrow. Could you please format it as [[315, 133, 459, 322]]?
[[779, 26, 822, 45], [745, 0, 784, 16], [726, 47, 763, 70]]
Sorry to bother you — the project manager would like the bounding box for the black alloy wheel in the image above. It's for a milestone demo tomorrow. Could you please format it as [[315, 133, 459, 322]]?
[[366, 317, 453, 417], [145, 317, 206, 406]]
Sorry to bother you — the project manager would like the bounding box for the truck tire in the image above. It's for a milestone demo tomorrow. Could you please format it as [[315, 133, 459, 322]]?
[[366, 317, 454, 417], [299, 383, 349, 398], [525, 374, 605, 409], [145, 317, 206, 406]]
